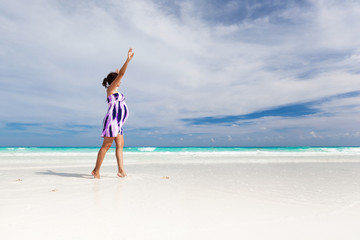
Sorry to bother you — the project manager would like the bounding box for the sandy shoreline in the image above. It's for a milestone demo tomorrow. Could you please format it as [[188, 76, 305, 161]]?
[[1, 152, 360, 239]]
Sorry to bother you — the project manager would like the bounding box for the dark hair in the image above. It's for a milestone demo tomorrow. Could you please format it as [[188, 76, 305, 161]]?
[[102, 72, 118, 88]]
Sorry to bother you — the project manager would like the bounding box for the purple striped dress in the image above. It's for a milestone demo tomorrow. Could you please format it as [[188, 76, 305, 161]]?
[[101, 92, 129, 137]]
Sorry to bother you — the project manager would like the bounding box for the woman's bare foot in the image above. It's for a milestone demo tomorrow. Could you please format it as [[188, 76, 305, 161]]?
[[117, 169, 127, 178], [91, 169, 100, 179]]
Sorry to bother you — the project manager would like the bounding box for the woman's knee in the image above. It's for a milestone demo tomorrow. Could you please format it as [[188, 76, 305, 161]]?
[[116, 138, 124, 149], [116, 142, 124, 149], [102, 143, 112, 151]]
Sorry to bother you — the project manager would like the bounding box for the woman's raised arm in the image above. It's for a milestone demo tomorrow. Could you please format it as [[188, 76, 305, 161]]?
[[108, 48, 134, 92]]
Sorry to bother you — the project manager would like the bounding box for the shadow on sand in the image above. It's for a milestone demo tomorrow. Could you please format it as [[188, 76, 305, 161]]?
[[36, 170, 93, 179]]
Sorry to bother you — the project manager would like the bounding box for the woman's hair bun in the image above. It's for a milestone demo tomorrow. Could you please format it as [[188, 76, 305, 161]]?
[[102, 72, 118, 88], [102, 78, 108, 88]]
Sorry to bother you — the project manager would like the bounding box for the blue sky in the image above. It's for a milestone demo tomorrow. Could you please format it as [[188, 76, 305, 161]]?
[[0, 0, 360, 147]]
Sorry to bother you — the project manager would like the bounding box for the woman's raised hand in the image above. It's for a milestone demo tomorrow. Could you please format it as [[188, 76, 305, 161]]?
[[128, 48, 134, 61]]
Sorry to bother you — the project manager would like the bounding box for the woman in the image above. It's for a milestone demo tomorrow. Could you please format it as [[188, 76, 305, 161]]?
[[92, 48, 134, 179]]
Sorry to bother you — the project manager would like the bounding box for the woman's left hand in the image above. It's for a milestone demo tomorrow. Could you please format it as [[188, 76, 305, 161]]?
[[127, 48, 134, 61]]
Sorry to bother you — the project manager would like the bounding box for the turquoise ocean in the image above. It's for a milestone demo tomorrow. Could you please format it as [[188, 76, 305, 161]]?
[[1, 146, 360, 156]]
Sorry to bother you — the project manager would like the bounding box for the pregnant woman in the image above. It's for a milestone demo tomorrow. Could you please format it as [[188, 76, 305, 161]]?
[[92, 48, 134, 179]]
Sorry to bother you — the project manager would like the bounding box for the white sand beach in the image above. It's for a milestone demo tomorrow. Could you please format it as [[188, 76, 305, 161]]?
[[1, 150, 360, 240]]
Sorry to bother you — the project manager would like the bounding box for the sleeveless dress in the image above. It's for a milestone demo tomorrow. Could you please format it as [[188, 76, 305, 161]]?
[[101, 92, 129, 137]]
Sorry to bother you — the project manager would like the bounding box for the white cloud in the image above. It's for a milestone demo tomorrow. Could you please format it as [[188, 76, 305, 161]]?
[[310, 131, 317, 138]]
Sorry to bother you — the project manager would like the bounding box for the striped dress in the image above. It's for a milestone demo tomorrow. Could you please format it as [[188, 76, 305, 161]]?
[[101, 92, 129, 137]]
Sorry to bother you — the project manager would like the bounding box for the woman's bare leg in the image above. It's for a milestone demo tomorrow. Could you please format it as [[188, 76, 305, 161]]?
[[115, 134, 127, 177], [92, 137, 114, 179]]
